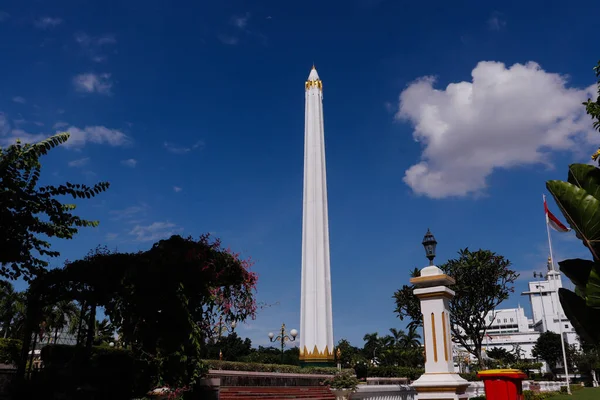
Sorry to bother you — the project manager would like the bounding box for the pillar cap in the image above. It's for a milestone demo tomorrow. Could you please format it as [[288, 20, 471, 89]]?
[[410, 265, 455, 287]]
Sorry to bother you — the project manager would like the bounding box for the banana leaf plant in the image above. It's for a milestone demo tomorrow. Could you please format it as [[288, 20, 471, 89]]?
[[546, 163, 600, 346]]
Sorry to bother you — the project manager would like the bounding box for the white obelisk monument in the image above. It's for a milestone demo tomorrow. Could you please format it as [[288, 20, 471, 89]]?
[[299, 66, 335, 367]]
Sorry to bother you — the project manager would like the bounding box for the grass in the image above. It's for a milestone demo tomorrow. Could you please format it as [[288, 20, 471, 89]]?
[[548, 387, 600, 400]]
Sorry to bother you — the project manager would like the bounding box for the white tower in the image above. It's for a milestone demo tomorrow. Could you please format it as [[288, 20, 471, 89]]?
[[299, 66, 335, 366]]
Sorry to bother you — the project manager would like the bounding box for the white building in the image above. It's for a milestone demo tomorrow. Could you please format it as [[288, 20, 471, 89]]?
[[455, 257, 579, 365]]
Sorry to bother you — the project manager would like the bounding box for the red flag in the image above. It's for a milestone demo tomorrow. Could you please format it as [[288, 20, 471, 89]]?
[[544, 197, 570, 233]]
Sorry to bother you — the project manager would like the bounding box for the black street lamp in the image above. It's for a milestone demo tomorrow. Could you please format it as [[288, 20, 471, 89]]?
[[268, 323, 298, 365], [422, 229, 437, 266], [209, 316, 236, 361]]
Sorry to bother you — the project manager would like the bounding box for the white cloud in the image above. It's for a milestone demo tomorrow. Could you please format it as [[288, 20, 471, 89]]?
[[53, 121, 69, 129], [74, 32, 117, 62], [488, 12, 506, 31], [164, 140, 204, 154], [12, 96, 26, 104], [34, 17, 63, 29], [129, 221, 182, 242], [68, 157, 90, 167], [61, 125, 130, 148], [173, 186, 182, 192], [218, 34, 239, 45], [121, 158, 137, 168], [72, 73, 113, 95], [0, 128, 45, 146], [110, 204, 149, 221], [396, 61, 597, 199], [105, 233, 119, 241], [232, 13, 250, 29]]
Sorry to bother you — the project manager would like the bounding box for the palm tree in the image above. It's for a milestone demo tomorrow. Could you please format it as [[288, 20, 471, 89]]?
[[389, 328, 406, 347], [94, 318, 114, 345], [363, 332, 380, 362], [400, 326, 421, 349], [44, 300, 79, 344], [0, 282, 26, 339]]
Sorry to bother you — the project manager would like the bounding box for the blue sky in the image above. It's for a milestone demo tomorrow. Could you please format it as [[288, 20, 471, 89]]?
[[1, 0, 599, 348]]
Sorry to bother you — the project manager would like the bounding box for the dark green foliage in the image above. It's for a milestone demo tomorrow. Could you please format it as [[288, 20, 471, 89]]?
[[366, 366, 424, 380], [532, 332, 576, 374], [237, 345, 299, 365], [202, 359, 349, 375], [394, 249, 518, 364], [203, 332, 252, 362], [39, 344, 137, 399], [459, 372, 481, 382], [0, 132, 109, 281], [335, 339, 365, 368], [354, 362, 368, 379], [0, 338, 22, 364], [584, 61, 600, 133], [548, 63, 600, 346], [487, 347, 516, 365], [359, 328, 423, 368], [523, 390, 560, 400], [0, 281, 26, 339]]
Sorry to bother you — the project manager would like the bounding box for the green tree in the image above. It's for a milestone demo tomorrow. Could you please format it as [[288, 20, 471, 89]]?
[[0, 282, 26, 339], [532, 332, 567, 373], [335, 339, 364, 368], [573, 340, 600, 386], [43, 300, 79, 344], [585, 61, 600, 135], [204, 332, 252, 362], [94, 318, 115, 346], [0, 133, 109, 281], [394, 249, 519, 365], [362, 332, 380, 363], [487, 347, 516, 367]]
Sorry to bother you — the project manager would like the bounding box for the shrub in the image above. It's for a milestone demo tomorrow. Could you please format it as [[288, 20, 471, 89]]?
[[203, 359, 350, 375], [470, 396, 486, 400], [0, 338, 22, 365], [354, 362, 368, 380], [459, 372, 480, 381], [324, 371, 359, 391], [366, 366, 423, 380], [523, 391, 560, 400]]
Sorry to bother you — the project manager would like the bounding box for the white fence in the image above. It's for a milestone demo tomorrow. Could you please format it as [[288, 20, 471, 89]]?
[[350, 381, 566, 400]]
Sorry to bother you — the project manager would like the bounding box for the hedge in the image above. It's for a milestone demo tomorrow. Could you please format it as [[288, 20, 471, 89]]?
[[204, 359, 352, 375], [0, 338, 22, 365], [523, 390, 560, 400], [366, 366, 424, 380]]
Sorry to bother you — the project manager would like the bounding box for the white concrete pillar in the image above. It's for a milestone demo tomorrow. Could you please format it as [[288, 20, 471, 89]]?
[[410, 265, 468, 400]]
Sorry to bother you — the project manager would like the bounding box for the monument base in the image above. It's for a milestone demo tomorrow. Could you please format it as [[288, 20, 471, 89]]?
[[412, 372, 469, 400]]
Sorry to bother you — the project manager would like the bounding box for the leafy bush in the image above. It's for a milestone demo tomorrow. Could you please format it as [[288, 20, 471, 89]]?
[[203, 359, 349, 375], [366, 366, 423, 380], [523, 391, 560, 400], [354, 362, 368, 380], [470, 396, 485, 400], [0, 338, 22, 365], [459, 372, 480, 381], [323, 371, 359, 390], [560, 384, 584, 393]]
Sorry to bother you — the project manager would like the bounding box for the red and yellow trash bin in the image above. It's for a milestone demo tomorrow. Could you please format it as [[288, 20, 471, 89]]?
[[477, 369, 528, 400]]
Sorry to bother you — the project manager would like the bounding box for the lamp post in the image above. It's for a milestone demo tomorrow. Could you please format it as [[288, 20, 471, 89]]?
[[533, 272, 548, 332], [209, 316, 236, 361], [268, 323, 298, 365], [411, 229, 469, 400], [422, 228, 437, 266]]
